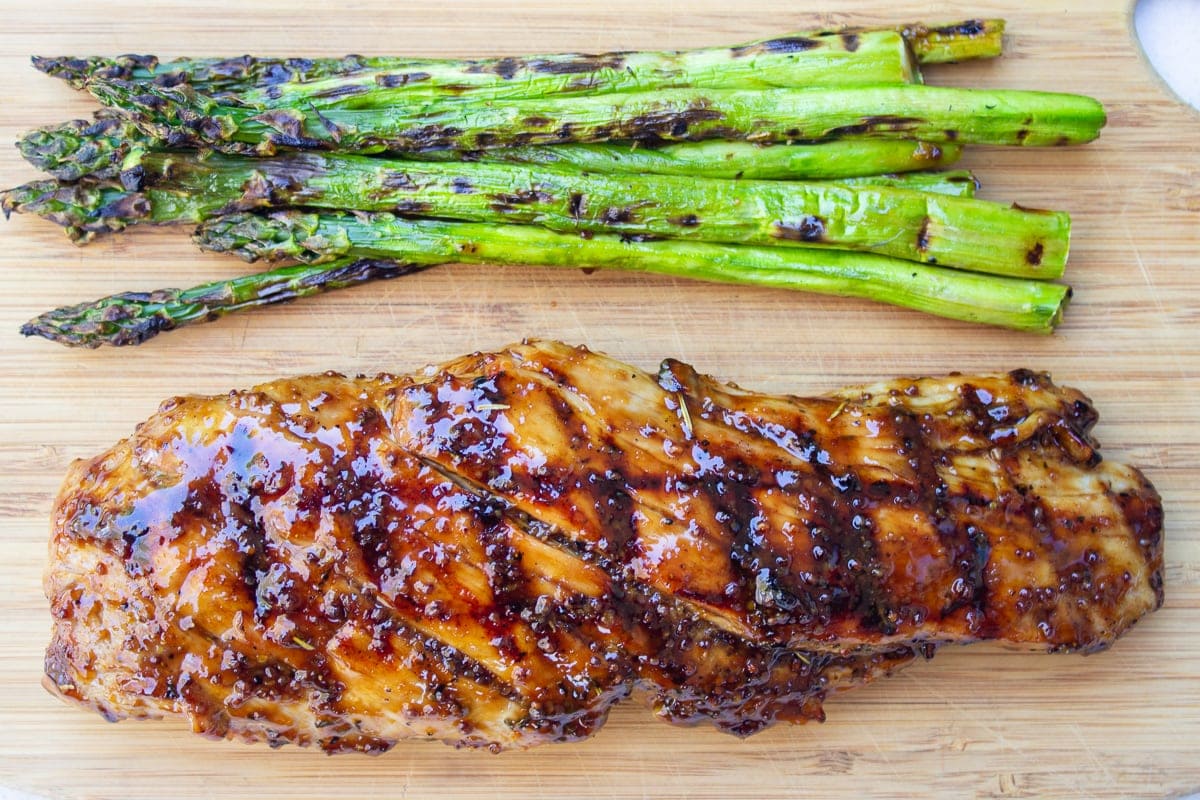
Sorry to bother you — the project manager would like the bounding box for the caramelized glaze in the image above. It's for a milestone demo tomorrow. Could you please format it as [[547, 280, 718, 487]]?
[[44, 341, 1162, 751]]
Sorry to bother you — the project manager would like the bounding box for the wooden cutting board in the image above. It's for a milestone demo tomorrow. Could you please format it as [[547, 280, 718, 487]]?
[[1, 1, 1196, 797]]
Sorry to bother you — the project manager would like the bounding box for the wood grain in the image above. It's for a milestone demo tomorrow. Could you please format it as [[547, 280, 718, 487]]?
[[0, 1, 1197, 798]]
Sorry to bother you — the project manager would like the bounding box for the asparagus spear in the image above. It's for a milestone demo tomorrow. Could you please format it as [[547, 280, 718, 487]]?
[[20, 115, 963, 183], [20, 256, 422, 347], [20, 210, 1067, 348], [2, 167, 973, 240], [407, 139, 965, 182], [35, 32, 917, 104], [30, 20, 1003, 95], [238, 30, 921, 113], [88, 79, 1106, 153], [31, 54, 387, 94], [4, 154, 1055, 278], [202, 211, 1064, 332], [1, 165, 980, 248]]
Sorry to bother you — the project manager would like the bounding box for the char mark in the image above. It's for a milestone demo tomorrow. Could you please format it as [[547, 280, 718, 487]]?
[[826, 115, 924, 139], [600, 206, 638, 224], [841, 33, 860, 52], [1025, 242, 1044, 266], [773, 215, 826, 242], [233, 159, 325, 207], [1008, 368, 1050, 389], [916, 216, 931, 251], [250, 109, 306, 140], [382, 171, 418, 191], [527, 54, 627, 74], [668, 213, 700, 227], [98, 192, 153, 221], [932, 19, 986, 37], [473, 132, 498, 148], [313, 83, 371, 100], [375, 71, 432, 88], [394, 200, 433, 214], [621, 107, 724, 142], [401, 124, 465, 150], [488, 188, 553, 206], [731, 37, 820, 57], [475, 56, 526, 80]]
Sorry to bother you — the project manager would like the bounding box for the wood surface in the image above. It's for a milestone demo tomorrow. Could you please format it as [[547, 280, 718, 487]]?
[[0, 1, 1197, 798]]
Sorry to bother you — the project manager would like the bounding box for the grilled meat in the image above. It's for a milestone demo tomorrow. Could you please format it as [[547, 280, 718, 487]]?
[[44, 340, 1163, 752]]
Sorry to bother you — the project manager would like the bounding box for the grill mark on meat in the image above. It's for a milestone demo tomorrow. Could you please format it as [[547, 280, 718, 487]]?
[[407, 352, 966, 648], [232, 396, 572, 716], [396, 366, 752, 608], [397, 438, 874, 728], [149, 404, 538, 742], [44, 341, 1165, 751], [410, 449, 741, 645], [332, 447, 864, 734], [659, 362, 916, 638], [260, 395, 643, 727]]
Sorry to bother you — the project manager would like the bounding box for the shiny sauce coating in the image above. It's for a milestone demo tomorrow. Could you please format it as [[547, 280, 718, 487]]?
[[44, 341, 1163, 751]]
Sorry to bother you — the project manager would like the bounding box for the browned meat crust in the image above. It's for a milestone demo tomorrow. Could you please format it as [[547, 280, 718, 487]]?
[[44, 340, 1163, 752]]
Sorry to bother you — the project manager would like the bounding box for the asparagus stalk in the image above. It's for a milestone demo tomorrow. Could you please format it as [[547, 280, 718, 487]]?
[[5, 154, 1056, 279], [30, 20, 1003, 95], [20, 116, 963, 183], [1, 164, 979, 246], [408, 139, 964, 182], [3, 167, 975, 245], [31, 54, 388, 94], [20, 256, 422, 347], [193, 211, 1064, 332], [89, 79, 1106, 154], [21, 210, 1067, 348], [36, 33, 918, 104], [238, 30, 921, 113]]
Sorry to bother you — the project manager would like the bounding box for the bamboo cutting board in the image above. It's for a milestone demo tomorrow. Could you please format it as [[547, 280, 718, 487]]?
[[0, 1, 1197, 797]]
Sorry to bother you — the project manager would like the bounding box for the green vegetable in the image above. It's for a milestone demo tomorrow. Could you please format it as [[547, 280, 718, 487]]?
[[6, 152, 1058, 279], [240, 29, 920, 112], [19, 209, 1067, 347], [31, 20, 1002, 96], [19, 115, 963, 183], [900, 19, 1005, 63], [195, 210, 1065, 334], [88, 79, 1106, 154], [20, 256, 421, 347]]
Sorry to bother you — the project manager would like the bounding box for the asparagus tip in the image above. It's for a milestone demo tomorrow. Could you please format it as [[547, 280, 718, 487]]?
[[32, 54, 160, 88], [87, 78, 241, 148], [21, 293, 179, 348], [17, 115, 149, 182], [195, 211, 349, 263], [0, 179, 148, 242]]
